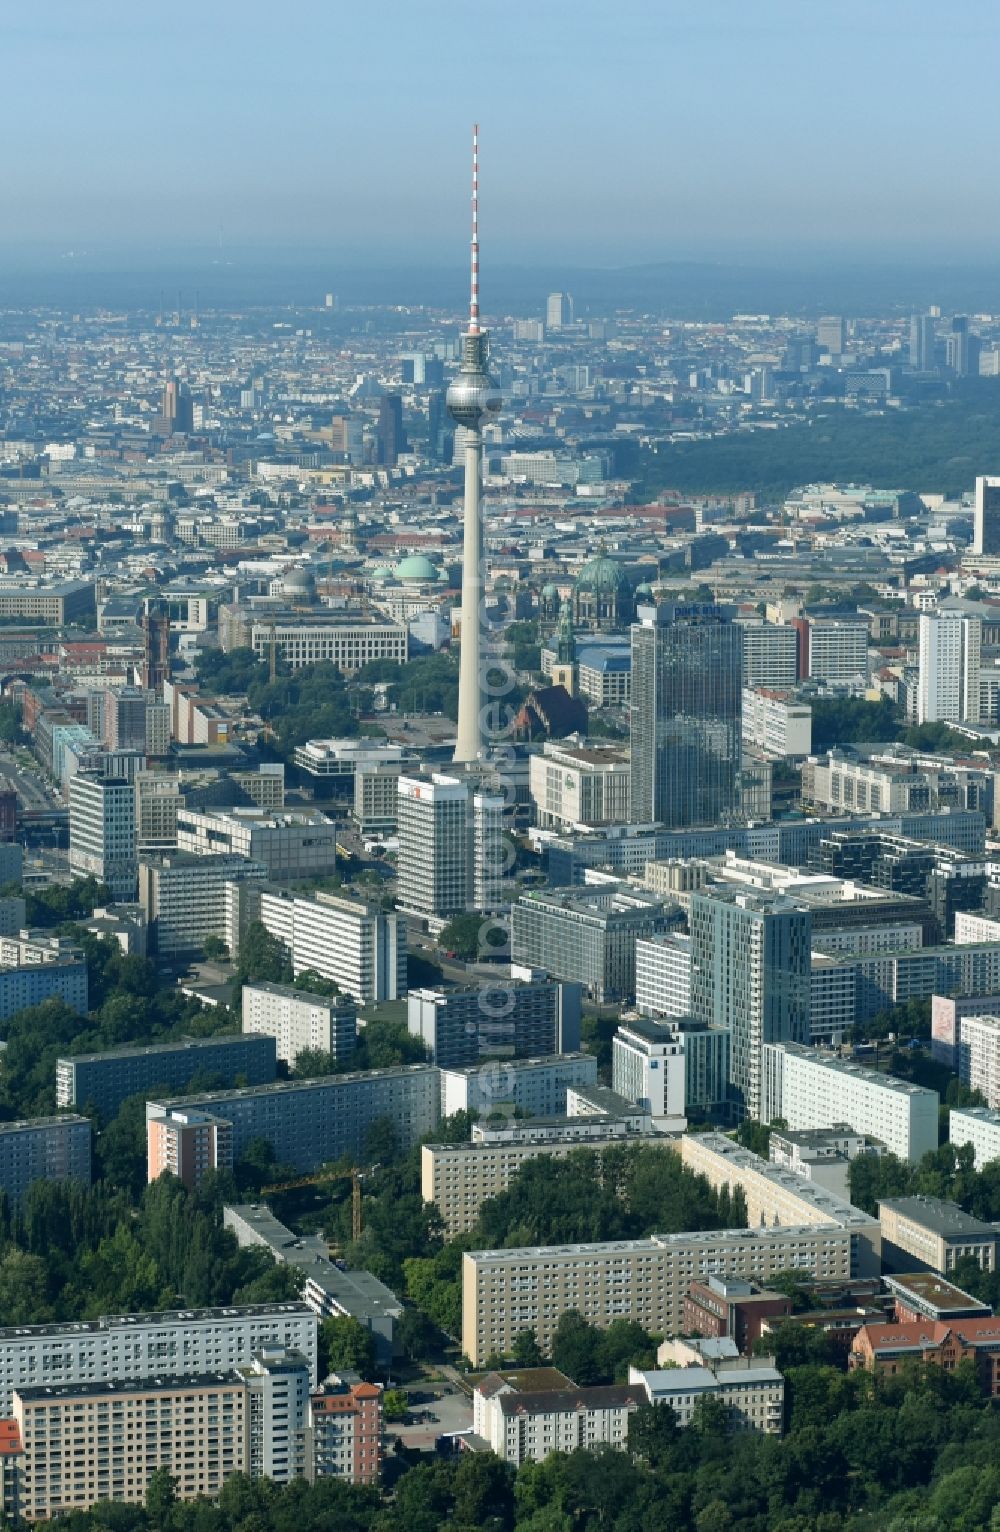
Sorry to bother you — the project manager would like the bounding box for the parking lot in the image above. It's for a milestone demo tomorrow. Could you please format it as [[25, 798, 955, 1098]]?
[[389, 1386, 473, 1453]]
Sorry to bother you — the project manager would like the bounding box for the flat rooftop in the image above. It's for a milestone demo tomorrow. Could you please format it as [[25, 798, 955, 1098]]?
[[883, 1271, 991, 1315], [0, 1300, 313, 1344], [880, 1195, 999, 1239], [770, 1042, 938, 1100], [61, 1035, 271, 1066]]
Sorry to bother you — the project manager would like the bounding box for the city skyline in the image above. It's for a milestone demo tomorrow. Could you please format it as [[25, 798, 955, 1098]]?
[[5, 1, 1000, 266]]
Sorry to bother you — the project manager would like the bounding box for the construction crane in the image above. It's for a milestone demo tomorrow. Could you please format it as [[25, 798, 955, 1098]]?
[[259, 1165, 364, 1243]]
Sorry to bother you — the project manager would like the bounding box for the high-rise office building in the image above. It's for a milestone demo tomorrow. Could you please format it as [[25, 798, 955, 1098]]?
[[546, 292, 574, 330], [103, 686, 148, 752], [396, 773, 505, 923], [909, 312, 936, 372], [973, 476, 1000, 557], [917, 609, 981, 724], [816, 315, 846, 354], [376, 393, 406, 466], [630, 604, 742, 829], [162, 377, 194, 434], [69, 773, 137, 901], [948, 315, 972, 377], [690, 888, 812, 1120]]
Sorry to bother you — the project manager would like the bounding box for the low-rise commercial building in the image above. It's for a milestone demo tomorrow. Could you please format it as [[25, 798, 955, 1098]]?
[[879, 1194, 1000, 1275], [681, 1276, 792, 1354], [176, 807, 339, 882], [631, 1355, 785, 1434], [242, 982, 357, 1068], [462, 1223, 855, 1366], [56, 1034, 277, 1119], [761, 1041, 939, 1163], [511, 886, 677, 1003], [224, 1204, 402, 1362], [528, 739, 631, 831], [850, 1317, 1000, 1396], [768, 1125, 884, 1203]]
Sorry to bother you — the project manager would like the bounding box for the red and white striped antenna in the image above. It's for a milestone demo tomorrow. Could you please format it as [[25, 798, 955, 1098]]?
[[469, 123, 480, 334]]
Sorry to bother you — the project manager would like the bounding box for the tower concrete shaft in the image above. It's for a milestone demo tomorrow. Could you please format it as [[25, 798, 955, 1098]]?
[[448, 126, 501, 764]]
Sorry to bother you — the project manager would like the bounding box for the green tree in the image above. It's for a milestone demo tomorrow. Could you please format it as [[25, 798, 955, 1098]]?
[[237, 922, 293, 985], [383, 1387, 408, 1422], [511, 1329, 545, 1367], [317, 1316, 378, 1380], [201, 935, 229, 961], [145, 1467, 177, 1525]]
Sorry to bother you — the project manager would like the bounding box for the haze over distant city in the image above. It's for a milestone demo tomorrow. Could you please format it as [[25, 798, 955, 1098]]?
[[5, 0, 1000, 291]]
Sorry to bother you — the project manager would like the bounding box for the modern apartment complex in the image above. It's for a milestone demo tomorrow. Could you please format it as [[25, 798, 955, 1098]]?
[[760, 1041, 939, 1162], [462, 1223, 854, 1366], [68, 772, 138, 901], [741, 689, 812, 758], [406, 976, 581, 1068], [242, 981, 357, 1068], [147, 1107, 234, 1188], [56, 1034, 277, 1119], [635, 933, 693, 1017], [147, 1065, 440, 1173], [0, 1302, 318, 1417], [690, 888, 812, 1119]]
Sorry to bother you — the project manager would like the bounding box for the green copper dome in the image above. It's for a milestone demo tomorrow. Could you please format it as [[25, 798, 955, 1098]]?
[[395, 554, 439, 582], [575, 554, 631, 595]]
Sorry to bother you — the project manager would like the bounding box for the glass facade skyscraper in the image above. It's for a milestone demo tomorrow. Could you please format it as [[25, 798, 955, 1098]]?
[[629, 604, 742, 829]]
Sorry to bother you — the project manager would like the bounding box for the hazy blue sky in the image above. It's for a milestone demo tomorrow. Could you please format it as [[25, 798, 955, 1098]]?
[[3, 0, 999, 266]]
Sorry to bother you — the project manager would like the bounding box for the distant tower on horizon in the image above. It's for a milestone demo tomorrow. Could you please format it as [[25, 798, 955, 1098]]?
[[448, 125, 501, 764]]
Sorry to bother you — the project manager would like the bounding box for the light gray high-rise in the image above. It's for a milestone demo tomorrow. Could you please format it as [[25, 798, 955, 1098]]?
[[690, 887, 812, 1121], [630, 604, 742, 829], [448, 126, 501, 764]]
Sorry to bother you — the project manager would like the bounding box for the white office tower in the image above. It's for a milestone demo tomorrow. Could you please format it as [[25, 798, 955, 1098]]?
[[917, 609, 981, 724], [396, 773, 505, 925], [546, 292, 574, 329], [448, 126, 502, 764], [69, 773, 137, 901], [612, 1018, 686, 1131], [973, 475, 1000, 557], [635, 933, 692, 1017]]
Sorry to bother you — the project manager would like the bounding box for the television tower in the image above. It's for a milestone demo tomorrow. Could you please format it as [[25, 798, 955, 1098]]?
[[448, 124, 501, 763]]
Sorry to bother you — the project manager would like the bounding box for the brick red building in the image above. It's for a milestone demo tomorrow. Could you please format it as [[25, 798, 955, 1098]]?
[[683, 1276, 792, 1355], [850, 1318, 1000, 1395]]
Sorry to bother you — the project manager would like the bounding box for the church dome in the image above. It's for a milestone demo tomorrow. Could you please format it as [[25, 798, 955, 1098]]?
[[369, 565, 393, 582], [395, 554, 439, 582], [575, 554, 631, 596]]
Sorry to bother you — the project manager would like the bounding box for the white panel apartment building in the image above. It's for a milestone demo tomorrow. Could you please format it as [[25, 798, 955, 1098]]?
[[462, 1224, 854, 1366], [256, 887, 407, 1005], [949, 1106, 1000, 1169], [242, 981, 357, 1067], [440, 1052, 597, 1120], [634, 934, 692, 1018], [0, 1302, 317, 1416], [918, 609, 981, 724], [741, 690, 812, 759], [761, 1041, 939, 1162], [612, 1019, 687, 1130], [740, 623, 799, 690], [955, 911, 1000, 945], [950, 1013, 1000, 1108], [679, 1132, 881, 1277]]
